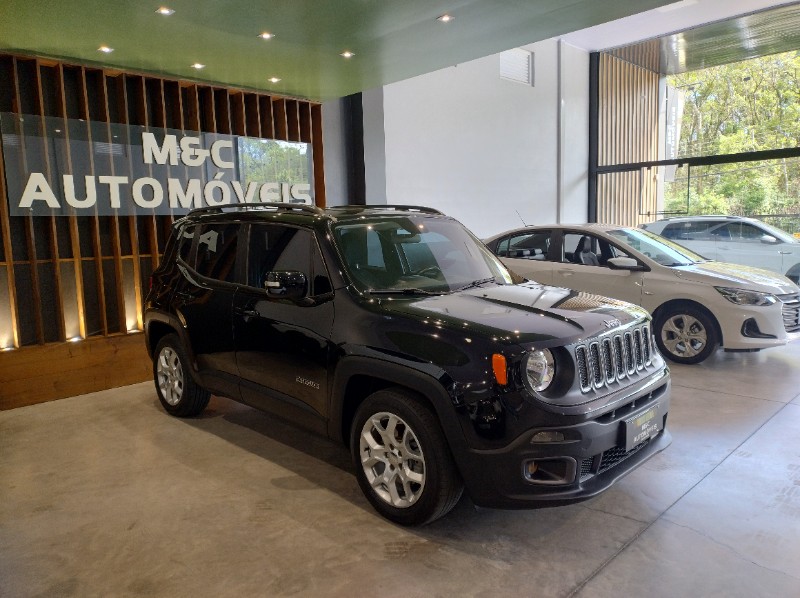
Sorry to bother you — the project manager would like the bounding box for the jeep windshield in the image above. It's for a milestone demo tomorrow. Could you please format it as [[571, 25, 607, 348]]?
[[606, 227, 709, 267], [332, 216, 513, 294]]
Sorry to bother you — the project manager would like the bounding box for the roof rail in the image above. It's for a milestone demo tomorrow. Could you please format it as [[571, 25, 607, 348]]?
[[328, 204, 444, 215], [187, 202, 324, 218]]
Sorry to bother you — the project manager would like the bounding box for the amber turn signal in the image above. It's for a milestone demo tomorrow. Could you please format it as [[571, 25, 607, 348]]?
[[492, 353, 508, 385]]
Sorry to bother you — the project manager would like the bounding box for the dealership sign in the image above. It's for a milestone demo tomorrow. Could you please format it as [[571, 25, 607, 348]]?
[[0, 112, 313, 216]]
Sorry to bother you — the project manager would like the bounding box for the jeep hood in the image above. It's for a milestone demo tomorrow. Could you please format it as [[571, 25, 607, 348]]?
[[378, 282, 648, 347], [673, 261, 799, 294]]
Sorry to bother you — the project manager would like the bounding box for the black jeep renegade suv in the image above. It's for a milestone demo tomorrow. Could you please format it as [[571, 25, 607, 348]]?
[[144, 203, 671, 525]]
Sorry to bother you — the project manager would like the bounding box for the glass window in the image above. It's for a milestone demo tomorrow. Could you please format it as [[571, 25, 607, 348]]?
[[498, 231, 551, 259], [246, 224, 312, 291], [176, 225, 196, 264], [194, 222, 239, 283], [662, 221, 717, 240], [720, 222, 765, 241]]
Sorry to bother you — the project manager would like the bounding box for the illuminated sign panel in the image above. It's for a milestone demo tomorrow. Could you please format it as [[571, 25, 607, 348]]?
[[0, 113, 313, 216]]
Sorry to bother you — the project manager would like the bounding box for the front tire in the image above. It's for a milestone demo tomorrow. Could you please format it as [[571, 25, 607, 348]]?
[[351, 388, 463, 526], [153, 334, 211, 417], [655, 304, 718, 364]]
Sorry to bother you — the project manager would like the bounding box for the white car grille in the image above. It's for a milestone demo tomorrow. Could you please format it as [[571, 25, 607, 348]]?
[[779, 293, 800, 333], [574, 324, 653, 393]]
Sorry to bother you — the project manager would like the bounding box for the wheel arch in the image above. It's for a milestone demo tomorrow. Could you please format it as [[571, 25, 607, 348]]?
[[329, 357, 468, 459], [785, 262, 800, 285]]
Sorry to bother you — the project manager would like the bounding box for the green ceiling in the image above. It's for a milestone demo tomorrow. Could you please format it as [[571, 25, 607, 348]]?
[[0, 0, 674, 101]]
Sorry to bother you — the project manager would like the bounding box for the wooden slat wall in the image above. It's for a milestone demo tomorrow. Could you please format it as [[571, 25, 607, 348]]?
[[597, 53, 660, 227], [0, 52, 326, 409]]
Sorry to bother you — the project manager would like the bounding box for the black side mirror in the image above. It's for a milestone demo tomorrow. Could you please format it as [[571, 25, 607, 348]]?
[[264, 270, 307, 300]]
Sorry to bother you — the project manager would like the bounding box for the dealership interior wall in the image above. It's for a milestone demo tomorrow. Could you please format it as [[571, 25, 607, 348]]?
[[324, 39, 591, 238]]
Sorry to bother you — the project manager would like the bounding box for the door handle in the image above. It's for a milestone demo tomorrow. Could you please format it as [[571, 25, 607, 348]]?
[[779, 251, 792, 255], [234, 307, 259, 318], [556, 269, 574, 276]]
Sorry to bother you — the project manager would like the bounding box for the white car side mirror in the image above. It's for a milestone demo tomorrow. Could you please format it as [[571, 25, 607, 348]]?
[[607, 256, 643, 271], [760, 234, 778, 244]]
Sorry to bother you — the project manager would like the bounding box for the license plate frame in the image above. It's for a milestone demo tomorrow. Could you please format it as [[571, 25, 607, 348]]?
[[624, 405, 662, 452]]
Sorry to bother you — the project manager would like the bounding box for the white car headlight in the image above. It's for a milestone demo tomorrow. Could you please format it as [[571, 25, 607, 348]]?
[[715, 286, 777, 306], [524, 349, 555, 393]]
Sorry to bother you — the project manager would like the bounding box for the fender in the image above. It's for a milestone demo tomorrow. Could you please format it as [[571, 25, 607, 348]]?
[[144, 310, 196, 369], [328, 355, 472, 470]]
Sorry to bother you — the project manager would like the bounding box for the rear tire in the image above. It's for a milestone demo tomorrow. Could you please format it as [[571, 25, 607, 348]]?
[[655, 305, 718, 365], [351, 388, 463, 526], [153, 334, 210, 417]]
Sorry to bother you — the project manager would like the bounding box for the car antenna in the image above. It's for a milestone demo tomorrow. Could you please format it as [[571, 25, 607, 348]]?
[[515, 210, 528, 226]]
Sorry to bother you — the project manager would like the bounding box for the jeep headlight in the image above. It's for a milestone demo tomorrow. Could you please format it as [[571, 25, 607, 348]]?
[[524, 349, 555, 393], [715, 286, 777, 306]]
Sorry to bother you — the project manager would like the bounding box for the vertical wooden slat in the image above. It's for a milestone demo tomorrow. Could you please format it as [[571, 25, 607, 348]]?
[[231, 91, 246, 136], [299, 103, 312, 143], [106, 73, 127, 333], [79, 67, 109, 336], [13, 58, 46, 343], [0, 132, 20, 348], [259, 95, 275, 138], [123, 75, 145, 329], [286, 100, 300, 141], [143, 79, 161, 272], [244, 93, 260, 137], [272, 98, 287, 140], [54, 63, 87, 339]]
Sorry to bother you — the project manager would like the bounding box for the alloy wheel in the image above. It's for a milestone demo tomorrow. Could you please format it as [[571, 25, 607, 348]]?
[[358, 412, 426, 508], [156, 346, 184, 406]]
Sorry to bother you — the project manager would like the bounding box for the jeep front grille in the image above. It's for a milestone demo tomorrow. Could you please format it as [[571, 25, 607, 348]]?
[[779, 293, 800, 333], [575, 324, 653, 394]]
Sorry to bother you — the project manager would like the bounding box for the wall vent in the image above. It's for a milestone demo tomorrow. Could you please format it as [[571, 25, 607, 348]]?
[[500, 48, 533, 86]]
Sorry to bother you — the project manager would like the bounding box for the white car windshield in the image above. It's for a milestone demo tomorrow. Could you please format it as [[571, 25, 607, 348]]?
[[606, 228, 707, 267]]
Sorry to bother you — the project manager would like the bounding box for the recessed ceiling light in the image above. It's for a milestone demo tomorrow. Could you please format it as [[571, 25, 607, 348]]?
[[98, 45, 114, 53], [437, 14, 454, 23], [191, 63, 205, 70], [269, 77, 281, 83], [258, 32, 275, 40], [340, 51, 355, 59], [156, 7, 175, 16]]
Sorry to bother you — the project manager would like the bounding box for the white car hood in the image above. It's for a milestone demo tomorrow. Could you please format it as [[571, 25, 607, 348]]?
[[673, 261, 799, 294]]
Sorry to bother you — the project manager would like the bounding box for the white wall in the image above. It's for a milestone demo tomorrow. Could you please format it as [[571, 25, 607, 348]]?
[[375, 38, 590, 239]]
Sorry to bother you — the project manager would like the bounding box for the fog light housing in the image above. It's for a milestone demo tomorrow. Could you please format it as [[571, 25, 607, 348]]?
[[531, 430, 565, 443], [523, 457, 576, 484]]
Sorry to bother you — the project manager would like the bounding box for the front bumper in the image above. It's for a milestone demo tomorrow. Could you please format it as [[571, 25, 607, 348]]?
[[716, 299, 798, 350], [459, 372, 671, 509]]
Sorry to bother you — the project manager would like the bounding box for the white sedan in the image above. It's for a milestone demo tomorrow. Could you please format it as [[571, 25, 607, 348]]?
[[484, 224, 800, 364]]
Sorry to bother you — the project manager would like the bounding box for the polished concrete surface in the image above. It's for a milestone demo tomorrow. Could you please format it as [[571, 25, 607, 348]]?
[[2, 343, 800, 597]]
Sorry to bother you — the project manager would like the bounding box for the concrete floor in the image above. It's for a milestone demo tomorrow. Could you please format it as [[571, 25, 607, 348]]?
[[2, 344, 800, 598]]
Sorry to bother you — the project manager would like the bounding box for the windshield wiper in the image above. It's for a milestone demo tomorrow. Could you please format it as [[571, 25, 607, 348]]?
[[369, 288, 443, 296], [457, 277, 497, 291]]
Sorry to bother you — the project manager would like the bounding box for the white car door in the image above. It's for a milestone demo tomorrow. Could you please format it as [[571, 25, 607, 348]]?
[[550, 232, 645, 306], [713, 222, 783, 273]]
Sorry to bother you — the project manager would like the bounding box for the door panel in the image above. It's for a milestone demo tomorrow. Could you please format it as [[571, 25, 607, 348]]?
[[233, 224, 334, 424]]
